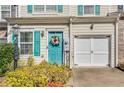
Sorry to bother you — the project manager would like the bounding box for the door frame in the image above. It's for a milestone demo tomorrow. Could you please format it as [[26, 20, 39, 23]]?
[[47, 29, 64, 64], [74, 35, 111, 67]]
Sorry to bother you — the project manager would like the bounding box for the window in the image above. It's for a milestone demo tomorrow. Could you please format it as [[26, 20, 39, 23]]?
[[118, 5, 123, 12], [34, 5, 44, 12], [1, 5, 11, 19], [20, 32, 33, 55], [33, 5, 56, 13], [46, 5, 56, 12], [84, 5, 94, 15], [1, 5, 10, 11], [11, 5, 17, 18]]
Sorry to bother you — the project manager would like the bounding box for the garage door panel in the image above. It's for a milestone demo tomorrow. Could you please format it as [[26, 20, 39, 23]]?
[[75, 54, 91, 65], [93, 38, 108, 51], [93, 54, 108, 65], [75, 51, 91, 54], [75, 39, 91, 51], [94, 51, 108, 54]]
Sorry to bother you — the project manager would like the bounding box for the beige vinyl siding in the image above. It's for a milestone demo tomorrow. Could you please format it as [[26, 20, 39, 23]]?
[[71, 5, 118, 16], [109, 5, 118, 12], [70, 23, 115, 67], [18, 5, 118, 17], [70, 5, 77, 16], [19, 5, 69, 17], [100, 5, 110, 16], [8, 25, 69, 64], [100, 5, 117, 16]]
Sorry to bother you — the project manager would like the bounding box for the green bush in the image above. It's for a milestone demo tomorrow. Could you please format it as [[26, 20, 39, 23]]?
[[39, 62, 71, 83], [0, 44, 14, 75], [27, 49, 34, 67], [27, 56, 34, 67], [2, 62, 72, 87], [17, 59, 27, 68]]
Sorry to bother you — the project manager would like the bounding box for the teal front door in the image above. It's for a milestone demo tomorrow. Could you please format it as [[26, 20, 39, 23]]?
[[48, 32, 63, 65]]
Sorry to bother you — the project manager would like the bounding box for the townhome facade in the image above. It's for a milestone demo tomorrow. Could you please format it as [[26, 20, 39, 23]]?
[[4, 5, 122, 68], [0, 5, 17, 44]]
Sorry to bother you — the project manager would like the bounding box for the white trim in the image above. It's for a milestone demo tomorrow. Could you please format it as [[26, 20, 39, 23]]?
[[69, 18, 72, 68], [91, 38, 93, 64], [74, 37, 76, 67], [18, 5, 21, 17], [115, 22, 118, 67], [7, 23, 10, 43], [10, 5, 11, 19]]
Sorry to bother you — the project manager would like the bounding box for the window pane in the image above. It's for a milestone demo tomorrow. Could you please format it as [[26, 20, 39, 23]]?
[[1, 5, 10, 11], [20, 32, 33, 42], [118, 5, 123, 12], [11, 5, 17, 18], [20, 32, 25, 42], [34, 5, 44, 12], [46, 5, 56, 12], [20, 44, 33, 54], [84, 5, 94, 14], [1, 11, 10, 19]]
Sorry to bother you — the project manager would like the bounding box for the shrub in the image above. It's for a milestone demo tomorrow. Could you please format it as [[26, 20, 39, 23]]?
[[27, 56, 34, 67], [2, 62, 72, 87], [17, 59, 27, 68], [27, 49, 34, 67], [3, 68, 48, 87], [0, 44, 14, 75]]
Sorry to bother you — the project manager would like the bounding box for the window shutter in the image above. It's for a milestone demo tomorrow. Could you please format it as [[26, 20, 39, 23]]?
[[34, 31, 40, 56], [27, 5, 32, 13], [95, 5, 100, 15], [78, 5, 83, 15], [12, 32, 15, 44], [57, 5, 63, 13]]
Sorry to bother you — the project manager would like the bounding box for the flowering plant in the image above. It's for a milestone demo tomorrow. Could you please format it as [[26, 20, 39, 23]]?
[[47, 82, 64, 87]]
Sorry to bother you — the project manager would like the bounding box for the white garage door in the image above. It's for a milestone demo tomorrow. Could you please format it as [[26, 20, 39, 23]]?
[[74, 37, 109, 66]]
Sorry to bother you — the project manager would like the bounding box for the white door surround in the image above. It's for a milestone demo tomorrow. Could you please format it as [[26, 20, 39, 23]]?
[[74, 36, 110, 67]]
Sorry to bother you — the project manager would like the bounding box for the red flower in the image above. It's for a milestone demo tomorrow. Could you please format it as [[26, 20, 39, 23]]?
[[51, 36, 60, 46], [54, 39, 57, 43], [47, 82, 64, 87]]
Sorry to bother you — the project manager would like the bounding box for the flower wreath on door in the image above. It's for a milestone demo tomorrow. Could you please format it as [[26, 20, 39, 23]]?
[[50, 35, 60, 46]]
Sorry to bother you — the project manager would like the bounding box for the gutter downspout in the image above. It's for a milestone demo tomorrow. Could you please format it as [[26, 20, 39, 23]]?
[[69, 17, 72, 68]]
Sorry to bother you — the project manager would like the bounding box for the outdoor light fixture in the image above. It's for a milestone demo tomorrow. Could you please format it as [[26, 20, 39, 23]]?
[[12, 24, 20, 35], [41, 30, 44, 37], [90, 24, 94, 30]]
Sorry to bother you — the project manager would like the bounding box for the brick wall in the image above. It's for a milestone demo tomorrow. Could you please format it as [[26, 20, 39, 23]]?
[[118, 20, 124, 64]]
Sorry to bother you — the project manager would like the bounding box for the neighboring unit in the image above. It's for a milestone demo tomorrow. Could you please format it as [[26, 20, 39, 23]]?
[[0, 5, 17, 44]]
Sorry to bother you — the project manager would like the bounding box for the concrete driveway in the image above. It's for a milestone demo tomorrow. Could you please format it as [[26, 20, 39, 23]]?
[[72, 67, 124, 87]]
